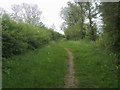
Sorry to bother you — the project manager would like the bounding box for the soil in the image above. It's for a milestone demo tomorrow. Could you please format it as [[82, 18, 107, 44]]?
[[64, 47, 76, 88]]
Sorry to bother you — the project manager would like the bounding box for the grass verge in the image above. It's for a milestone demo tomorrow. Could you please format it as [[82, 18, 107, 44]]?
[[3, 42, 67, 88], [61, 40, 118, 88]]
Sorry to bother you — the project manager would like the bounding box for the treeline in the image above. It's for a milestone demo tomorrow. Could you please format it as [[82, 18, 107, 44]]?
[[60, 1, 99, 41], [61, 1, 120, 55], [1, 3, 64, 58], [60, 1, 120, 64]]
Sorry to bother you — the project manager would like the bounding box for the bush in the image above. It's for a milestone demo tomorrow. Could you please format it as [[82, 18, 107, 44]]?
[[2, 14, 51, 58], [64, 24, 85, 40]]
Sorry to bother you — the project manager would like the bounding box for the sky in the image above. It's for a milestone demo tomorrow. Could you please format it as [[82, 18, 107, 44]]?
[[0, 0, 72, 34]]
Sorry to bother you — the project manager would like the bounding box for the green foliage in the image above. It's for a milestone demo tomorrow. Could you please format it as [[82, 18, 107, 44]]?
[[2, 14, 63, 58], [99, 2, 120, 64], [60, 1, 98, 41], [60, 2, 81, 26], [49, 29, 65, 41], [64, 24, 86, 40]]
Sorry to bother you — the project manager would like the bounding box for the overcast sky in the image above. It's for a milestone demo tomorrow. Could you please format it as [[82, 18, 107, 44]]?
[[0, 0, 73, 34]]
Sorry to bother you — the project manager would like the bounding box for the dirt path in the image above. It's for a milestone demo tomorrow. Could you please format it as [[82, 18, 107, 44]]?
[[64, 47, 76, 88]]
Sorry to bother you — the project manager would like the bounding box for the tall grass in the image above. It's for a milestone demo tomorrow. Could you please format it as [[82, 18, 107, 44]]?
[[62, 40, 118, 88], [3, 42, 67, 88]]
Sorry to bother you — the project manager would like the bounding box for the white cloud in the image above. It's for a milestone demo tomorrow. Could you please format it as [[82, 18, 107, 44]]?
[[0, 0, 72, 34]]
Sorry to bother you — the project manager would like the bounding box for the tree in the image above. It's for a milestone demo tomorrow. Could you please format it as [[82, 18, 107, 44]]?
[[0, 7, 6, 18], [60, 2, 81, 26], [85, 2, 98, 41], [60, 1, 86, 39], [99, 2, 120, 58], [11, 3, 42, 26]]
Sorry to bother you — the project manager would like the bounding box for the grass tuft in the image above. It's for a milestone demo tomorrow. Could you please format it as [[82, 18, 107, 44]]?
[[3, 42, 67, 88], [61, 40, 118, 88]]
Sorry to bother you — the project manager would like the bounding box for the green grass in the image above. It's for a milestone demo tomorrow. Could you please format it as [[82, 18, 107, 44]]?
[[3, 42, 68, 88], [61, 40, 118, 88], [3, 40, 118, 88]]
